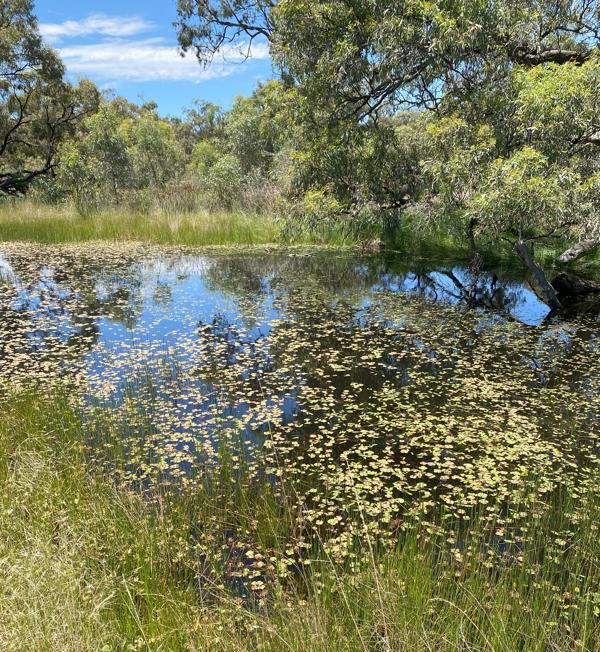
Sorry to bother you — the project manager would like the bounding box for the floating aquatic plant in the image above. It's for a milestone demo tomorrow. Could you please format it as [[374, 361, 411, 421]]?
[[0, 242, 598, 633]]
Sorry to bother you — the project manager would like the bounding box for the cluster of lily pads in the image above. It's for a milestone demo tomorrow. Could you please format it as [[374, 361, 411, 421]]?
[[1, 242, 599, 613]]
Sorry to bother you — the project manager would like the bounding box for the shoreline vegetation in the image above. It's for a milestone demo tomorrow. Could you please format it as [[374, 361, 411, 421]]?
[[2, 389, 598, 652], [0, 201, 284, 247], [1, 201, 598, 273]]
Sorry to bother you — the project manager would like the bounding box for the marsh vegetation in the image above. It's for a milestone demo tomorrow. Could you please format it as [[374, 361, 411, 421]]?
[[2, 0, 600, 650], [0, 244, 599, 650]]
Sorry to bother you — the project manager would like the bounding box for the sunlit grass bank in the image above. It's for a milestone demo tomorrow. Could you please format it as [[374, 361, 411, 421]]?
[[0, 201, 360, 247], [0, 200, 470, 253], [1, 201, 599, 270], [0, 201, 282, 246], [1, 389, 598, 651]]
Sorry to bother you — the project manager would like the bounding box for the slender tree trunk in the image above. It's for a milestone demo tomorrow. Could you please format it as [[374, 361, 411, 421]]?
[[466, 217, 479, 253], [514, 240, 562, 309]]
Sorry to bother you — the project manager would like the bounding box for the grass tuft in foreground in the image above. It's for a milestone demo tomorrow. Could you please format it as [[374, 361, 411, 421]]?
[[1, 389, 598, 651]]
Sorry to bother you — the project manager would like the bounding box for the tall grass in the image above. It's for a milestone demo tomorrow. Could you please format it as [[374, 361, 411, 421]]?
[[0, 199, 463, 251], [1, 199, 600, 271], [0, 199, 365, 247], [0, 201, 281, 246], [1, 388, 598, 651]]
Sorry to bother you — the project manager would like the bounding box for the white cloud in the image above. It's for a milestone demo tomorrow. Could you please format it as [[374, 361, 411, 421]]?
[[56, 38, 271, 83], [40, 13, 271, 84], [40, 14, 154, 42]]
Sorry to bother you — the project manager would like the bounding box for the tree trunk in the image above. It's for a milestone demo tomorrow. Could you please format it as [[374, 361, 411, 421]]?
[[466, 217, 479, 253], [551, 272, 600, 298], [557, 239, 599, 265], [514, 240, 562, 309]]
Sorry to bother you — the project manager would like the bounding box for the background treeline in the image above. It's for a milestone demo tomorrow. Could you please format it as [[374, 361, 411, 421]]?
[[43, 90, 285, 218], [2, 1, 600, 273]]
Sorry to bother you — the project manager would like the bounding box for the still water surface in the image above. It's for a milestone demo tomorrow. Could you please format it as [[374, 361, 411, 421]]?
[[0, 243, 598, 544]]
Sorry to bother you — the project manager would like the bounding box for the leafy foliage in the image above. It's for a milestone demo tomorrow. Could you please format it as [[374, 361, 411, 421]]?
[[0, 0, 99, 195]]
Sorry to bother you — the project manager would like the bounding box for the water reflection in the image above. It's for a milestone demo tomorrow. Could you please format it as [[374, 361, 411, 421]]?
[[0, 243, 598, 539], [1, 243, 598, 400]]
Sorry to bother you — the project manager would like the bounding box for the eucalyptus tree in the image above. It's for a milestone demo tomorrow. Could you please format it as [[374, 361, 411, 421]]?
[[272, 1, 599, 118], [224, 80, 289, 173], [57, 104, 132, 211], [57, 102, 186, 212], [176, 0, 275, 64], [0, 0, 98, 195], [177, 1, 600, 305], [176, 2, 423, 219], [129, 111, 183, 190], [170, 100, 225, 157]]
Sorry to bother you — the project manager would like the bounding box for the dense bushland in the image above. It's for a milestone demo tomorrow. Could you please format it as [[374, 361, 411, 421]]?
[[2, 2, 599, 278]]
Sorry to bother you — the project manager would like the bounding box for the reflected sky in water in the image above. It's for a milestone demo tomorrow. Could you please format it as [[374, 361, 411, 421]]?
[[1, 244, 598, 539], [0, 244, 597, 392]]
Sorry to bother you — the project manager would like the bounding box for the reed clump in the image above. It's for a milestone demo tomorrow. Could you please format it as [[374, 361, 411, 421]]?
[[0, 388, 598, 652], [0, 201, 282, 246]]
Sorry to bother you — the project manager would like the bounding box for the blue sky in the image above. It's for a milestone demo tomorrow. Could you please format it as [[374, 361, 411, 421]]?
[[34, 0, 274, 116]]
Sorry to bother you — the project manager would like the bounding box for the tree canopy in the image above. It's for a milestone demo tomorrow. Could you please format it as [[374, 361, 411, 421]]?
[[0, 0, 98, 195], [173, 0, 600, 302], [176, 0, 275, 64], [273, 1, 599, 115]]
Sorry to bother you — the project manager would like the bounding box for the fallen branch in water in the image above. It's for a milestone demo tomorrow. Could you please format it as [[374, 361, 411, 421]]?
[[551, 272, 600, 300]]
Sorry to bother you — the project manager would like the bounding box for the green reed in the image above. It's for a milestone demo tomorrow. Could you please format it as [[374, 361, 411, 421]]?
[[0, 203, 280, 246], [4, 200, 599, 272], [0, 384, 598, 651], [0, 200, 355, 247]]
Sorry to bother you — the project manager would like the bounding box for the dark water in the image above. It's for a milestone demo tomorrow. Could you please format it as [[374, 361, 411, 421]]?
[[0, 243, 598, 540], [0, 243, 586, 362]]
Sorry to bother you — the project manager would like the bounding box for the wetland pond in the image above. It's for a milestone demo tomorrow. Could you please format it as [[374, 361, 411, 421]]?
[[1, 242, 599, 555]]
